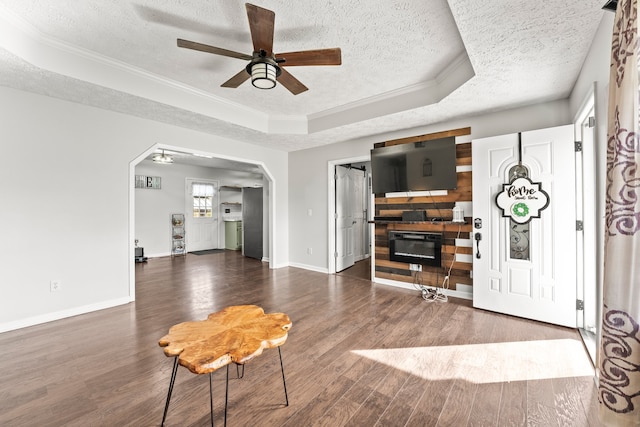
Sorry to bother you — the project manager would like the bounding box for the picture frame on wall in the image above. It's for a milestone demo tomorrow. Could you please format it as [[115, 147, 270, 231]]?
[[135, 175, 161, 189]]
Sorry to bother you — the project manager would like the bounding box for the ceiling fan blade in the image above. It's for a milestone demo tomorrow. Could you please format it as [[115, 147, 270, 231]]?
[[221, 69, 251, 88], [276, 48, 342, 66], [245, 3, 275, 56], [177, 39, 252, 61], [277, 68, 308, 95]]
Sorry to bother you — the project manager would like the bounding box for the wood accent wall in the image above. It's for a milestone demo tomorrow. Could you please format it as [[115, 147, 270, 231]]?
[[373, 127, 473, 291]]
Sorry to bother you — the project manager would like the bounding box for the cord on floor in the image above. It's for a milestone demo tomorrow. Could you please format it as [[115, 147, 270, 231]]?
[[412, 224, 463, 303]]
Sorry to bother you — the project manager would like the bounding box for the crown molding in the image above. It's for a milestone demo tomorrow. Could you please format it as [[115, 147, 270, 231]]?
[[307, 52, 474, 133], [0, 5, 474, 136], [0, 5, 268, 131]]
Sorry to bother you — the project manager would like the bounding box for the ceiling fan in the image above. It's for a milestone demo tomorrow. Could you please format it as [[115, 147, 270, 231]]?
[[177, 3, 342, 95]]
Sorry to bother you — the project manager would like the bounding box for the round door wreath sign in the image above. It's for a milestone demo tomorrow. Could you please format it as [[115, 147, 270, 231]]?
[[495, 177, 550, 224]]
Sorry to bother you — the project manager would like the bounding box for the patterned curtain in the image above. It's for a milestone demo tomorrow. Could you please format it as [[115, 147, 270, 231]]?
[[598, 0, 640, 425]]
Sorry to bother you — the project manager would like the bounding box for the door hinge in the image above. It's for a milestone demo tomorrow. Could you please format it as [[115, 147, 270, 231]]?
[[334, 252, 338, 258], [576, 299, 584, 310], [575, 141, 582, 152], [576, 220, 584, 231], [588, 116, 596, 128]]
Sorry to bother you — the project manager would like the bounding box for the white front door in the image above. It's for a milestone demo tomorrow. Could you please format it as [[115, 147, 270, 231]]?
[[335, 166, 357, 272], [185, 178, 219, 252], [472, 125, 577, 327]]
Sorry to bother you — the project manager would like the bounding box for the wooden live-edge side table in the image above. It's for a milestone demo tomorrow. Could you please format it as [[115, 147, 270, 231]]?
[[158, 305, 292, 426]]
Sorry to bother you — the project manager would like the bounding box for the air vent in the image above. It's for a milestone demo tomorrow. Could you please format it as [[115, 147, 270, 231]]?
[[602, 0, 618, 12]]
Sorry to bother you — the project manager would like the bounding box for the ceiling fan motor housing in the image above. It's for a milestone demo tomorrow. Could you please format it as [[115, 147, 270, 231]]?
[[247, 53, 282, 89]]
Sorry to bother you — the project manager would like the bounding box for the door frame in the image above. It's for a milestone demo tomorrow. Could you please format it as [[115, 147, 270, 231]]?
[[327, 155, 371, 274], [129, 143, 277, 300], [574, 84, 599, 363], [184, 177, 220, 252]]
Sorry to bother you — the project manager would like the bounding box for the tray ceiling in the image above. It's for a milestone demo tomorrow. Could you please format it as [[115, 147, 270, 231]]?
[[0, 1, 606, 152]]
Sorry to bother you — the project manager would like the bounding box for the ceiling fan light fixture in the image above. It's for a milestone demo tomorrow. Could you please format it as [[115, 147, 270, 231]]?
[[250, 60, 280, 89], [152, 149, 174, 164]]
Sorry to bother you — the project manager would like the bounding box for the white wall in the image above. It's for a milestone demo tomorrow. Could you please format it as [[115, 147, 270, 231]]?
[[135, 161, 264, 257], [0, 86, 288, 332], [288, 99, 571, 271]]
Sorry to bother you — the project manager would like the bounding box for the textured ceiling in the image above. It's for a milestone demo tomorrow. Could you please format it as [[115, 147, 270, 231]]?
[[0, 1, 606, 152]]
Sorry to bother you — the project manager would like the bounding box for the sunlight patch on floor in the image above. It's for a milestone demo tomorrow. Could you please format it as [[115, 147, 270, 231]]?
[[352, 339, 594, 384]]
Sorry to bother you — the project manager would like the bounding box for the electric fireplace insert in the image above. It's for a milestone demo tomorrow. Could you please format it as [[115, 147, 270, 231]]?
[[389, 231, 442, 267]]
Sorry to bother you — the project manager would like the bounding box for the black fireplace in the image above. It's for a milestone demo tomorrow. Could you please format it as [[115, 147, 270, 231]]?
[[389, 231, 442, 266]]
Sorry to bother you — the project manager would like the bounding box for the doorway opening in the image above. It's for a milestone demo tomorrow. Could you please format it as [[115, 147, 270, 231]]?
[[129, 144, 276, 301], [328, 156, 372, 278]]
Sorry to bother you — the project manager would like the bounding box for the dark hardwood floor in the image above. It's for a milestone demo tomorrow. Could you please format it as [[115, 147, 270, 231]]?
[[0, 251, 603, 426], [337, 258, 371, 281]]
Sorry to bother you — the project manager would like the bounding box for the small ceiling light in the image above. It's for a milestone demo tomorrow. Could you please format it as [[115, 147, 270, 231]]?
[[247, 50, 281, 90], [153, 149, 173, 164]]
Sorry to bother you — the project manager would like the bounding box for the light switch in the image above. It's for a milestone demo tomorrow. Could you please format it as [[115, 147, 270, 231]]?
[[307, 209, 313, 216]]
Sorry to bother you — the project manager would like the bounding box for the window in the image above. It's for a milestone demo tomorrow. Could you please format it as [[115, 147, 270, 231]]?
[[192, 182, 215, 218], [507, 164, 530, 260]]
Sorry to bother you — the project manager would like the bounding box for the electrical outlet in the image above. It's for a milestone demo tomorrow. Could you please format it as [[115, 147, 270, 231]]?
[[307, 247, 313, 255], [409, 264, 422, 272], [50, 280, 61, 292]]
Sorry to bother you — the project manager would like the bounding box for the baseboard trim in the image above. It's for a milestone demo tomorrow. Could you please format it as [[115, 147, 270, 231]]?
[[0, 297, 133, 333], [288, 262, 330, 274], [146, 252, 171, 258]]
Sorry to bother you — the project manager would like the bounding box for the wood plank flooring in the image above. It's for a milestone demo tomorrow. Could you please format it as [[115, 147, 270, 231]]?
[[0, 252, 603, 426]]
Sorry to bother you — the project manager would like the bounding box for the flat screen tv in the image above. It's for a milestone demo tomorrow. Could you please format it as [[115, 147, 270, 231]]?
[[370, 137, 457, 194]]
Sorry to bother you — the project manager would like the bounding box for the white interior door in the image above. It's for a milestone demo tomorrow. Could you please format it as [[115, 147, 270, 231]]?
[[472, 125, 577, 327], [185, 179, 219, 252], [351, 168, 367, 262], [335, 166, 356, 272]]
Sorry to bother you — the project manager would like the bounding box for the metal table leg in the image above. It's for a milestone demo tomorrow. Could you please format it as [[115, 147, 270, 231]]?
[[224, 364, 230, 427], [209, 372, 215, 426], [163, 347, 289, 427], [161, 357, 179, 427], [278, 347, 289, 406]]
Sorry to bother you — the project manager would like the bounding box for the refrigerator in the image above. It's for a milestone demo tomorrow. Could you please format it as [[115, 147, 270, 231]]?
[[242, 187, 263, 260]]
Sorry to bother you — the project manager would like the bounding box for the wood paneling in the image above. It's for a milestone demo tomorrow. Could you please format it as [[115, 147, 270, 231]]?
[[373, 128, 473, 291], [373, 127, 471, 148]]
